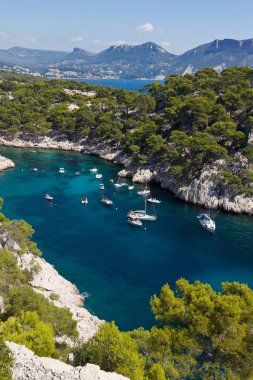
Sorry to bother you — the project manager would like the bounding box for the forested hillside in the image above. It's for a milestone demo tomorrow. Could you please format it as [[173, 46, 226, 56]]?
[[0, 67, 252, 205]]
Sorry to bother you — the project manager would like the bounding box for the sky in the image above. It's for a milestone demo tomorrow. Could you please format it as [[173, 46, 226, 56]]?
[[0, 0, 253, 54]]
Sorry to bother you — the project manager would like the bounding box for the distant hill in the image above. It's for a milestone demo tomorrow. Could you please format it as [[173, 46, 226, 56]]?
[[1, 38, 253, 78]]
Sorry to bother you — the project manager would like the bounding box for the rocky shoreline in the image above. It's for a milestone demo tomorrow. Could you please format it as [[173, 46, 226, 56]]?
[[0, 153, 15, 171], [0, 134, 252, 215]]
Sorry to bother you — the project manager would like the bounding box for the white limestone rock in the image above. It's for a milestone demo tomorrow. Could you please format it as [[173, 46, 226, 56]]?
[[17, 252, 103, 343], [0, 154, 15, 171], [7, 342, 129, 380]]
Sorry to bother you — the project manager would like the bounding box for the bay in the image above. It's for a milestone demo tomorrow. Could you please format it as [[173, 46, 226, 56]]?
[[0, 146, 253, 331], [76, 79, 163, 91]]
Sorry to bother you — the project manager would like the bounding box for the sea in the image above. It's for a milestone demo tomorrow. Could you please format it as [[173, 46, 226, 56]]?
[[77, 78, 163, 91], [0, 79, 252, 331]]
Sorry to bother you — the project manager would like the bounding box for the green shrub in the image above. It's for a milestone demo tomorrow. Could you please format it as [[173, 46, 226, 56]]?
[[4, 286, 77, 337], [0, 336, 12, 380], [1, 310, 55, 357]]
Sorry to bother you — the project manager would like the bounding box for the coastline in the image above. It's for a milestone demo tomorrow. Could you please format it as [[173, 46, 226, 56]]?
[[0, 154, 15, 171], [0, 134, 252, 215]]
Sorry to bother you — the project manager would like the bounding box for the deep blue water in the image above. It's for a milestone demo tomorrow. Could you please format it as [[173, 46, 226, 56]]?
[[0, 146, 253, 331], [76, 79, 163, 91]]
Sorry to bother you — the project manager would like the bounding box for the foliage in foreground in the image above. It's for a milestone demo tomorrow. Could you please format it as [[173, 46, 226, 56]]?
[[0, 203, 78, 361], [0, 310, 55, 356], [0, 336, 12, 380], [74, 279, 253, 380]]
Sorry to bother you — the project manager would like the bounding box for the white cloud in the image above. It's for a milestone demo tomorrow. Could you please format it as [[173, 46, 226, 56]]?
[[70, 36, 83, 42], [162, 41, 172, 50], [136, 22, 154, 33]]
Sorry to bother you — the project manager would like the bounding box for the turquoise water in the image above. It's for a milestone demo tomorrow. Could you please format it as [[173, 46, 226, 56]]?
[[0, 146, 253, 330]]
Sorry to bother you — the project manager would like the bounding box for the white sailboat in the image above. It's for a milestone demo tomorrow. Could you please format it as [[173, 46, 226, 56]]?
[[128, 194, 157, 221], [147, 197, 161, 204], [89, 168, 98, 173]]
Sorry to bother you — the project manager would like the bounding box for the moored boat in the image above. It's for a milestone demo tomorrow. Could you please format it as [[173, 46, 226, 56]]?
[[197, 213, 215, 232], [128, 193, 157, 221], [101, 197, 113, 206], [128, 185, 134, 190], [99, 183, 105, 190], [44, 193, 53, 201], [96, 173, 102, 179], [81, 196, 88, 204], [59, 168, 65, 174], [147, 197, 161, 204], [137, 189, 150, 195], [127, 216, 143, 227], [89, 168, 98, 173]]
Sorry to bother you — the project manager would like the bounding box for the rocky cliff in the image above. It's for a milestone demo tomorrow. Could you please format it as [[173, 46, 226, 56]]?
[[0, 135, 252, 215], [7, 342, 129, 380]]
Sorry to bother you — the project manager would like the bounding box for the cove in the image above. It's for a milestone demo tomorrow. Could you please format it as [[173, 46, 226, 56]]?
[[0, 146, 253, 331]]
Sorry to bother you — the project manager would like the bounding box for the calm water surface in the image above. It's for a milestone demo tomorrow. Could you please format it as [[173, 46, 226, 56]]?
[[77, 79, 163, 91], [0, 146, 252, 330]]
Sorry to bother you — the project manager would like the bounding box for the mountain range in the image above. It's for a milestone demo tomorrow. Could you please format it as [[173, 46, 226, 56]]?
[[1, 38, 253, 79]]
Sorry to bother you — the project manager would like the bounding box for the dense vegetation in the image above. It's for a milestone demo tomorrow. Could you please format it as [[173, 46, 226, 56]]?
[[0, 199, 77, 377], [0, 67, 252, 196], [74, 279, 253, 380]]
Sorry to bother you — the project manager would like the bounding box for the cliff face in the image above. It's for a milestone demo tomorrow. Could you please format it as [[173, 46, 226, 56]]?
[[6, 342, 129, 380], [0, 135, 252, 215]]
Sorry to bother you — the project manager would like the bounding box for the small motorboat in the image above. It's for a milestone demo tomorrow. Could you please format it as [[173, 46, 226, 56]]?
[[44, 193, 53, 201], [75, 171, 80, 176], [33, 168, 38, 172], [101, 197, 113, 206], [89, 168, 98, 173], [114, 182, 127, 189], [147, 197, 161, 204], [96, 174, 102, 179], [128, 185, 134, 191], [127, 216, 142, 227], [59, 168, 65, 174], [99, 183, 105, 190], [81, 196, 88, 204], [137, 189, 150, 196], [197, 213, 215, 233], [110, 179, 114, 183]]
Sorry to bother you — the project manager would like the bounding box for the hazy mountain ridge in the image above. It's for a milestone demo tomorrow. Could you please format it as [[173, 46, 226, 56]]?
[[1, 38, 253, 78]]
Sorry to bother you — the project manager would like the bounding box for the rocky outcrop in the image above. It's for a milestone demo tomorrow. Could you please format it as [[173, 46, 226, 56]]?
[[16, 252, 103, 343], [7, 342, 129, 380], [0, 154, 14, 171]]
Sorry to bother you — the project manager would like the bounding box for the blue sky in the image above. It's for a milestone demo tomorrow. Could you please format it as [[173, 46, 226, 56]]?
[[0, 0, 253, 54]]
